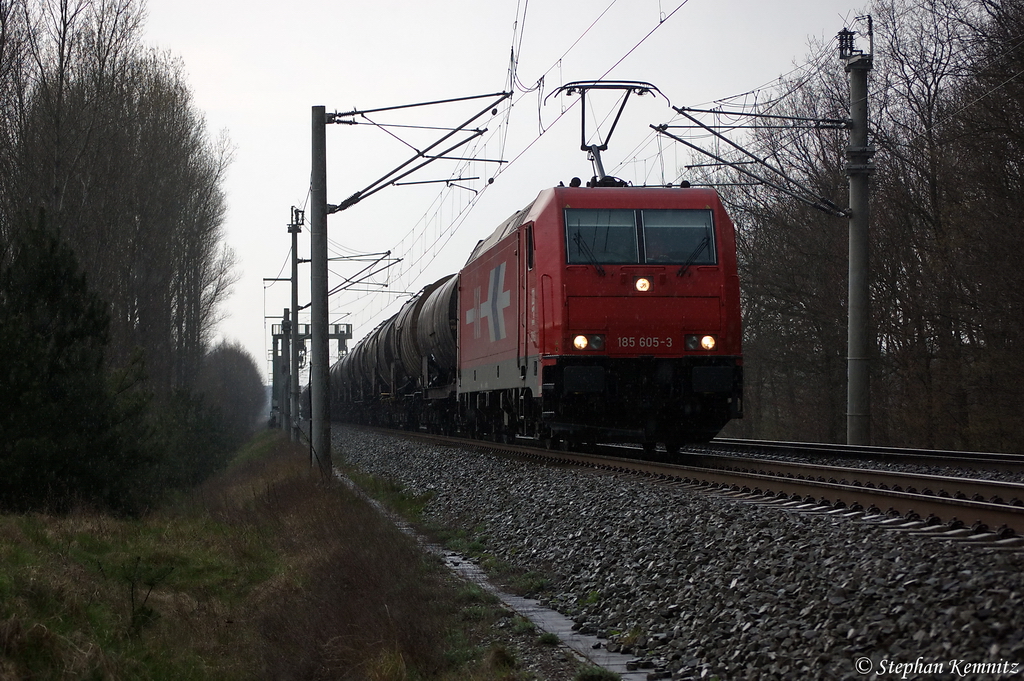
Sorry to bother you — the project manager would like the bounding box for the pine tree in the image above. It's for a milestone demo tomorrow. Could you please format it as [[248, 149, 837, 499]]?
[[0, 214, 150, 512]]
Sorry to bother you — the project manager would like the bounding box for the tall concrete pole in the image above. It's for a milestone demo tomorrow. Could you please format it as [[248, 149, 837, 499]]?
[[310, 106, 332, 475], [843, 42, 874, 445], [271, 335, 281, 428], [281, 308, 292, 435], [289, 208, 302, 443]]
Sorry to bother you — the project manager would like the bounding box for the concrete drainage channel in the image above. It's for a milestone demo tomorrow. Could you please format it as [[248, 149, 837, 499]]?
[[441, 550, 659, 680], [336, 470, 652, 680]]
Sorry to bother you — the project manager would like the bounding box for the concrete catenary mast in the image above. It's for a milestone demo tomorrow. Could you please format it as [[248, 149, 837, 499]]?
[[840, 24, 875, 445]]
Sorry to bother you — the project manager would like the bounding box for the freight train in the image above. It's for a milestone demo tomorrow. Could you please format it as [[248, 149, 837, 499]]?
[[329, 180, 743, 453]]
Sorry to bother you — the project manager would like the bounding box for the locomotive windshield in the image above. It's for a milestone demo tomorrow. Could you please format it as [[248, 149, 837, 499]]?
[[565, 209, 637, 264], [565, 208, 716, 265]]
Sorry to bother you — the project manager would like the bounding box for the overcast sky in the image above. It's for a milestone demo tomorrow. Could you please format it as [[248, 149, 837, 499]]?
[[141, 0, 865, 381]]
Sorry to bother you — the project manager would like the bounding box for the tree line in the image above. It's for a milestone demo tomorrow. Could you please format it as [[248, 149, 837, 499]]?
[[711, 0, 1023, 453], [0, 0, 266, 512]]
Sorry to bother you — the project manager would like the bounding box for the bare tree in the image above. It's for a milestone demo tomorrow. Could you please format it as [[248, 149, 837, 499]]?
[[699, 55, 852, 442], [0, 0, 29, 243], [936, 0, 1024, 450], [710, 0, 1024, 452], [3, 0, 236, 398], [196, 341, 267, 447]]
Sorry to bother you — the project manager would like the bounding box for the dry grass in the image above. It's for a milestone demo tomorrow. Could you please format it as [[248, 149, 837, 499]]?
[[244, 460, 454, 679], [0, 430, 540, 680]]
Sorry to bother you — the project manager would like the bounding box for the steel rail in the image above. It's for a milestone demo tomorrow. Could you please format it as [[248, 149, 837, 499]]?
[[709, 438, 1024, 469], [343, 427, 1024, 535], [640, 452, 1024, 504], [520, 447, 1024, 536]]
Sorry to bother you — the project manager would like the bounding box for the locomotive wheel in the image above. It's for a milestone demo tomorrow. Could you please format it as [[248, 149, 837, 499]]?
[[544, 436, 569, 451]]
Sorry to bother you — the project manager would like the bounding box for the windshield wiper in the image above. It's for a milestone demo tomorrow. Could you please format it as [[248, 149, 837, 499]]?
[[572, 231, 606, 276], [676, 234, 710, 277]]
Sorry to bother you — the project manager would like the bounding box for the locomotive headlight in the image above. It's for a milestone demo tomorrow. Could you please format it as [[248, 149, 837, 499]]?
[[685, 334, 718, 351], [573, 334, 606, 351], [634, 277, 652, 292]]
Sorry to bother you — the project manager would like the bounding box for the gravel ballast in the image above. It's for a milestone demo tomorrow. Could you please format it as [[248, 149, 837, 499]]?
[[336, 428, 1024, 680]]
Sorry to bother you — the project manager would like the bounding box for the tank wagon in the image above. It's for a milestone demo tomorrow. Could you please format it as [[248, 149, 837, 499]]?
[[330, 183, 743, 452]]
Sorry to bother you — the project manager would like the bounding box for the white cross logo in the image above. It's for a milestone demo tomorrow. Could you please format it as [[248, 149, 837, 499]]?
[[465, 262, 511, 342]]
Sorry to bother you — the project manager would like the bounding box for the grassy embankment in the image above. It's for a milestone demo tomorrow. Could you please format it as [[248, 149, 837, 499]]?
[[0, 430, 592, 680]]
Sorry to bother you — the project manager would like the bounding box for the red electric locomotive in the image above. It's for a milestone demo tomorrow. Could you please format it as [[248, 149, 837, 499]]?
[[330, 182, 743, 451]]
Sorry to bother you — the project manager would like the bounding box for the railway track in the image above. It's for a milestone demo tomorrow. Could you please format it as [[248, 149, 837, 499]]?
[[365, 428, 1024, 542]]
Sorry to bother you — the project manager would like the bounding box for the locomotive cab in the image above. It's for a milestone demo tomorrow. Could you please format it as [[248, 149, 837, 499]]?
[[516, 185, 744, 449]]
